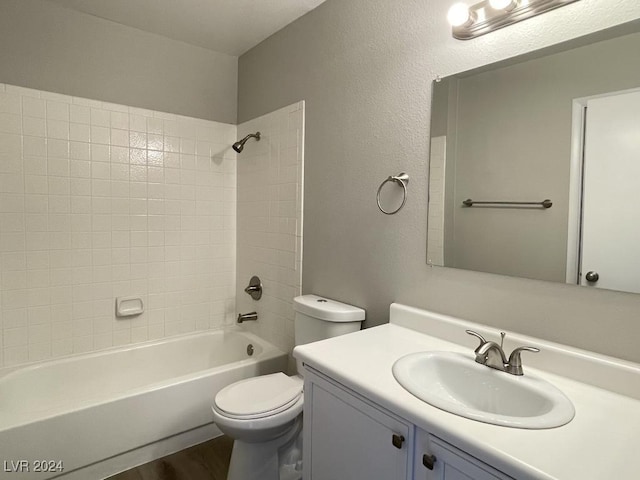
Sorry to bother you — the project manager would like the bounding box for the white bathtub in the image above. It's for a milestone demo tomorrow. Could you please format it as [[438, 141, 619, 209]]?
[[0, 329, 287, 479]]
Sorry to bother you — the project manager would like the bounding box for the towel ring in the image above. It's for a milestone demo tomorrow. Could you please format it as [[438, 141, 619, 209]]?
[[377, 173, 409, 215]]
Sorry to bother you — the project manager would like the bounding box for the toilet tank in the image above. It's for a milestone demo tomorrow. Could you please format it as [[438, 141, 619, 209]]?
[[293, 295, 365, 347]]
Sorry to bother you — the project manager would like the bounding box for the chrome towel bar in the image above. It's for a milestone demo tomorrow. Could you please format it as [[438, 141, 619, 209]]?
[[462, 198, 552, 209]]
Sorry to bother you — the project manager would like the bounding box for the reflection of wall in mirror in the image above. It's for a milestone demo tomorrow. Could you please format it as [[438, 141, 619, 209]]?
[[436, 31, 640, 283], [427, 136, 446, 265]]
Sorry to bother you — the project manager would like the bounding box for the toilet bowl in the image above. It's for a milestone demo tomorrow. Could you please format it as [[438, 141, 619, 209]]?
[[212, 373, 304, 480], [212, 295, 365, 480]]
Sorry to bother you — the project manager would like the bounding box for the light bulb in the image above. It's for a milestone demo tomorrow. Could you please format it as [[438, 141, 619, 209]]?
[[447, 3, 473, 27], [489, 0, 518, 11]]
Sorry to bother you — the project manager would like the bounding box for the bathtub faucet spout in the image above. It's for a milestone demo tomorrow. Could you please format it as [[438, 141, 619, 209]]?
[[237, 312, 258, 324]]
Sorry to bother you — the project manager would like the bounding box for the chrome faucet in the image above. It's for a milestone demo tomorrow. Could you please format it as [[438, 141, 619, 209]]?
[[466, 330, 539, 376], [237, 312, 258, 324]]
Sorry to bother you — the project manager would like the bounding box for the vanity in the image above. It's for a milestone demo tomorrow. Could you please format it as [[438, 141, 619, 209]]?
[[293, 304, 640, 480]]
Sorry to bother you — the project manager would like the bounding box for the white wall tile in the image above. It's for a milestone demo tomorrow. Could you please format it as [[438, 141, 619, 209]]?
[[90, 125, 110, 145], [236, 102, 304, 355], [0, 113, 22, 135], [0, 93, 22, 115], [70, 123, 90, 143], [70, 105, 90, 125], [0, 84, 237, 368], [23, 116, 45, 137], [23, 136, 46, 157], [90, 108, 110, 127], [46, 101, 69, 122], [22, 97, 46, 118]]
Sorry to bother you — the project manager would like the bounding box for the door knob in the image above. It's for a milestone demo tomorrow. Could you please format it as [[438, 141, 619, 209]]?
[[585, 271, 599, 283]]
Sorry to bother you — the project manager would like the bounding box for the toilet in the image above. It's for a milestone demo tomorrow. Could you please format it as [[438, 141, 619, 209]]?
[[211, 294, 365, 480]]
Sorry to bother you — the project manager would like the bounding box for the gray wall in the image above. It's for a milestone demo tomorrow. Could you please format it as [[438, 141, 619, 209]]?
[[239, 0, 640, 363], [0, 0, 237, 123], [443, 32, 640, 282]]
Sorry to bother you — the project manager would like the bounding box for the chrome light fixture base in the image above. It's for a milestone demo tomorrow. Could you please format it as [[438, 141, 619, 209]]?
[[452, 0, 581, 40]]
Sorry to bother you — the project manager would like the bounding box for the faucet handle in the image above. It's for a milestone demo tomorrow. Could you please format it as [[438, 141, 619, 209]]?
[[465, 329, 487, 348], [507, 346, 540, 375]]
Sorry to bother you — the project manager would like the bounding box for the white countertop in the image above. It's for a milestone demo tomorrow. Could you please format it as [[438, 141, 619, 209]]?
[[293, 307, 640, 480]]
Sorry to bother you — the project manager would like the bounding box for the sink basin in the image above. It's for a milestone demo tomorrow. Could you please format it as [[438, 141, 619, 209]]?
[[392, 351, 575, 429]]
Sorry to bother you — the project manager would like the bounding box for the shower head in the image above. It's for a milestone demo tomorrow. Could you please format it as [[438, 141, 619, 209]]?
[[232, 132, 261, 153]]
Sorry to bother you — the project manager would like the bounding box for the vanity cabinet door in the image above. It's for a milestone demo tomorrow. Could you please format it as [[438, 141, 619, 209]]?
[[304, 370, 412, 480], [414, 430, 513, 480]]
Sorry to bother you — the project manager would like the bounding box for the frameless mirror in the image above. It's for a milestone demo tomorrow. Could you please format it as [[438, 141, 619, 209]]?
[[427, 23, 640, 294]]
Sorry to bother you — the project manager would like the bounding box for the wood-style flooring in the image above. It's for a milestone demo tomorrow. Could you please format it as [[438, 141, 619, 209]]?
[[107, 436, 233, 480]]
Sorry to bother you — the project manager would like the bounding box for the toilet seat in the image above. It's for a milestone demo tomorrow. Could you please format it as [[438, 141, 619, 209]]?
[[214, 373, 303, 420]]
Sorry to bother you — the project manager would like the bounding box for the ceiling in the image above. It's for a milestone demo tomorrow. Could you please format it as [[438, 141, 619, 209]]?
[[45, 0, 328, 56]]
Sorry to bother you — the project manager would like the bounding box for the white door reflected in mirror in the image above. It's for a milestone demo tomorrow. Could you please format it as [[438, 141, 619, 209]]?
[[578, 89, 640, 293]]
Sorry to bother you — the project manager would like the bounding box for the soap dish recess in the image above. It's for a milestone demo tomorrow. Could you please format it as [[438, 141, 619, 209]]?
[[116, 297, 144, 318]]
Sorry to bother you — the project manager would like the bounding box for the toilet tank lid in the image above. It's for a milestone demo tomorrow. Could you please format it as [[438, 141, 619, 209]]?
[[293, 295, 365, 322]]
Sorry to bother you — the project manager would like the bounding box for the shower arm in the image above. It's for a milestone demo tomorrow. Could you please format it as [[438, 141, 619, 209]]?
[[232, 132, 261, 153]]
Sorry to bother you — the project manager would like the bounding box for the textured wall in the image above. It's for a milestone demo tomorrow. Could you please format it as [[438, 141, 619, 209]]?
[[238, 0, 640, 363], [0, 84, 237, 368], [0, 0, 237, 123]]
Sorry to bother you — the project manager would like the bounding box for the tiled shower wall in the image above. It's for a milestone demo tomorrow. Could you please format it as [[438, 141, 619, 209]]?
[[236, 102, 304, 354], [0, 83, 237, 368]]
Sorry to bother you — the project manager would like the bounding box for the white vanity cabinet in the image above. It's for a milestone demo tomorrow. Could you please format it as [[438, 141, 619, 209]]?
[[414, 429, 513, 480], [303, 367, 413, 480], [303, 367, 512, 480], [295, 306, 640, 480]]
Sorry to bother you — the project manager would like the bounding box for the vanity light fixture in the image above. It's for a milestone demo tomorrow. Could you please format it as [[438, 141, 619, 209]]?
[[447, 3, 475, 28], [488, 0, 517, 11], [447, 0, 581, 40]]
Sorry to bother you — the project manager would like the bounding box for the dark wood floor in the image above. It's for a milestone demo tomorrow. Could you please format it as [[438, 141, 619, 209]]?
[[108, 436, 233, 480]]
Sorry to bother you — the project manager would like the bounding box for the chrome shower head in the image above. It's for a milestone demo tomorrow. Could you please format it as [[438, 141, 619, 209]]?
[[232, 132, 261, 153]]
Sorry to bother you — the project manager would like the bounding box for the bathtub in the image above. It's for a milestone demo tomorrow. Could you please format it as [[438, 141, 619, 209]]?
[[0, 329, 287, 480]]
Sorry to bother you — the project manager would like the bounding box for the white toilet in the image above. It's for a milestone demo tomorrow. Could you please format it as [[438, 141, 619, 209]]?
[[212, 294, 365, 480]]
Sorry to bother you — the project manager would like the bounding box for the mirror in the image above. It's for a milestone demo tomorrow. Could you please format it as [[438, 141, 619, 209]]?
[[428, 23, 640, 294]]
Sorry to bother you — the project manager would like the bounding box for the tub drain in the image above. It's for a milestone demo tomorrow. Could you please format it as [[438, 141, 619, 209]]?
[[247, 344, 254, 356]]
